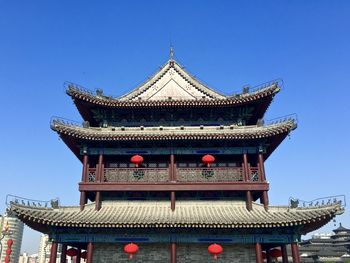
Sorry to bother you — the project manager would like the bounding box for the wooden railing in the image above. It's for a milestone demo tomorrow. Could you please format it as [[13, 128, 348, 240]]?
[[88, 168, 97, 182], [86, 166, 262, 183], [103, 168, 169, 182], [176, 167, 244, 182], [248, 167, 260, 182]]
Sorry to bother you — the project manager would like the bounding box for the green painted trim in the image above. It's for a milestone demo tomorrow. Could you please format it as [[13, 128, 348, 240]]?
[[81, 147, 266, 155]]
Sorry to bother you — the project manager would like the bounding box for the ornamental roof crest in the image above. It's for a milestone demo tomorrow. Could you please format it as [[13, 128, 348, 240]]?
[[118, 59, 226, 101]]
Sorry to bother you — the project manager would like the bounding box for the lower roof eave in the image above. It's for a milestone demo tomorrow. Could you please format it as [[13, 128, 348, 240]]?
[[9, 200, 343, 235]]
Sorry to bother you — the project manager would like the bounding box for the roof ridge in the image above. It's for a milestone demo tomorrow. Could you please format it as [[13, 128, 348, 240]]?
[[117, 59, 226, 101]]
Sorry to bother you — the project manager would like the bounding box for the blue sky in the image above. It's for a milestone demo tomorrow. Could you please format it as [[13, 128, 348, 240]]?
[[0, 0, 349, 254]]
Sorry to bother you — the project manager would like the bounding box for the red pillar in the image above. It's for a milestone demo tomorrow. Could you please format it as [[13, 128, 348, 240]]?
[[258, 153, 266, 181], [95, 191, 101, 210], [171, 242, 176, 263], [291, 243, 300, 263], [266, 249, 272, 263], [246, 190, 253, 211], [243, 153, 249, 181], [97, 154, 104, 182], [281, 244, 288, 263], [255, 243, 263, 263], [262, 191, 269, 210], [82, 155, 89, 182], [170, 154, 175, 181], [171, 192, 176, 211], [87, 242, 94, 263], [80, 191, 86, 211], [76, 248, 81, 263], [95, 154, 103, 210], [170, 154, 176, 211], [60, 244, 67, 263], [49, 241, 58, 263], [80, 155, 89, 210]]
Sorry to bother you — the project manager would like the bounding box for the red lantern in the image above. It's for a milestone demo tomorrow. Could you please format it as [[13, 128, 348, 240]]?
[[7, 239, 13, 247], [130, 155, 144, 168], [4, 255, 10, 263], [124, 243, 139, 259], [81, 251, 87, 259], [208, 243, 223, 260], [6, 248, 12, 255], [202, 154, 215, 167], [66, 248, 78, 257], [270, 248, 282, 258]]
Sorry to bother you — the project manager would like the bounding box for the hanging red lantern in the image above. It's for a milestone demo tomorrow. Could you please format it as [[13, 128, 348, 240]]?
[[4, 255, 10, 263], [6, 248, 12, 255], [124, 243, 139, 259], [66, 248, 78, 257], [130, 155, 144, 168], [208, 243, 223, 260], [81, 251, 87, 259], [202, 154, 215, 167], [270, 248, 282, 258], [7, 239, 13, 247]]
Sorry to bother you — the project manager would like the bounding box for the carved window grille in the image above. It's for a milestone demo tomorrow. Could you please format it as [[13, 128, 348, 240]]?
[[249, 168, 260, 182], [88, 168, 96, 182]]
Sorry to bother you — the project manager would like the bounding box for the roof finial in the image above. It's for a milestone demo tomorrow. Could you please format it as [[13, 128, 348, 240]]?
[[170, 46, 174, 61]]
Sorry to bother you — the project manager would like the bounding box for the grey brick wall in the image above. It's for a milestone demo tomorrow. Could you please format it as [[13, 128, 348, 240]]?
[[93, 243, 256, 262]]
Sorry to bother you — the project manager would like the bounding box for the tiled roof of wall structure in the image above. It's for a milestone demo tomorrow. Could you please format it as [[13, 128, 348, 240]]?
[[10, 200, 342, 234], [66, 59, 280, 108], [51, 119, 296, 142]]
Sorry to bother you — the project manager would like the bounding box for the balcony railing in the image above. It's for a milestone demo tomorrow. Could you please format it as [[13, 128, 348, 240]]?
[[177, 167, 244, 182], [103, 168, 169, 182], [86, 166, 262, 183]]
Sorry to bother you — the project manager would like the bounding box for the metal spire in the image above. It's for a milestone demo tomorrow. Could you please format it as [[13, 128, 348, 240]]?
[[170, 46, 174, 60]]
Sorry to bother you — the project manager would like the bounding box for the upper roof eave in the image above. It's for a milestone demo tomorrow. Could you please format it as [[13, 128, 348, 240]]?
[[66, 77, 280, 108]]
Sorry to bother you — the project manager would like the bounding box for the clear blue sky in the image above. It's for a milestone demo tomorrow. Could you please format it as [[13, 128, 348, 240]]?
[[0, 0, 349, 254]]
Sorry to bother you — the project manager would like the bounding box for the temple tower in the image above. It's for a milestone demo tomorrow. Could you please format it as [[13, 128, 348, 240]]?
[[9, 57, 344, 263]]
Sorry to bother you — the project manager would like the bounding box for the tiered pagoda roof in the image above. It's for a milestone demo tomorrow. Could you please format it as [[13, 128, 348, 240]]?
[[10, 200, 343, 234], [67, 59, 281, 126], [51, 117, 296, 160]]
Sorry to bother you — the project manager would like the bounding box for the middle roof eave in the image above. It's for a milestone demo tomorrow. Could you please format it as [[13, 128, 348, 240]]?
[[51, 120, 297, 142]]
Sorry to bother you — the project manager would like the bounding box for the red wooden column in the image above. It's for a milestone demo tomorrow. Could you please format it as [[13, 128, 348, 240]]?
[[243, 153, 253, 211], [246, 191, 253, 211], [170, 242, 176, 263], [49, 241, 58, 263], [258, 153, 269, 210], [266, 249, 272, 263], [170, 154, 176, 211], [281, 244, 288, 263], [262, 191, 269, 211], [76, 248, 81, 263], [170, 192, 176, 211], [258, 153, 266, 181], [60, 244, 67, 263], [255, 243, 263, 263], [243, 153, 249, 181], [80, 155, 89, 210], [291, 243, 300, 263], [95, 154, 103, 210], [87, 242, 94, 263]]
